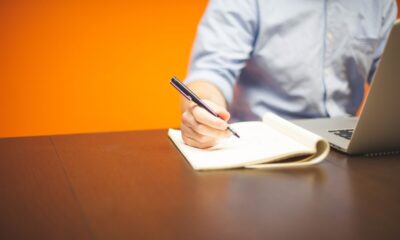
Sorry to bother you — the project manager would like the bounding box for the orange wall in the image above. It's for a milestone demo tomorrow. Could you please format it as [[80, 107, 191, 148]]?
[[0, 1, 399, 138], [0, 0, 208, 138]]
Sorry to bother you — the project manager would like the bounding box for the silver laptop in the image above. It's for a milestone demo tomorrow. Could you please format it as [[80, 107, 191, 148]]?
[[293, 20, 400, 155]]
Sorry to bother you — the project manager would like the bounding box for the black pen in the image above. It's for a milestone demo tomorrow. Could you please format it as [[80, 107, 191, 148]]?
[[170, 76, 240, 138]]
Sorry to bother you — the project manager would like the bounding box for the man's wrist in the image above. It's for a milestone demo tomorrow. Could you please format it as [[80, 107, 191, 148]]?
[[185, 81, 227, 109]]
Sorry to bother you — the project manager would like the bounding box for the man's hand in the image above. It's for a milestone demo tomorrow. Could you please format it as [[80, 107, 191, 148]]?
[[181, 100, 231, 149]]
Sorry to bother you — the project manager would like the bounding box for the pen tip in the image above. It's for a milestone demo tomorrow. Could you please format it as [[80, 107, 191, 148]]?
[[227, 126, 240, 138]]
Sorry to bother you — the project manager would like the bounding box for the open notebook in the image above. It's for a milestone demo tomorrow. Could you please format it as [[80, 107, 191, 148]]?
[[168, 113, 330, 170]]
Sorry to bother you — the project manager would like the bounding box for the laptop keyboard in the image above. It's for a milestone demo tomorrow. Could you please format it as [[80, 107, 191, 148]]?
[[328, 129, 354, 140]]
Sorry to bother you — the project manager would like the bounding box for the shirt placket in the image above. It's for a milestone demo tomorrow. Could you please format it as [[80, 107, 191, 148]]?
[[322, 0, 337, 117]]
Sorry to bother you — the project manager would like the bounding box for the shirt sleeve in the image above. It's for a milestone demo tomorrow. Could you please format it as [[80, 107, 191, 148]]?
[[185, 0, 259, 104], [367, 0, 398, 84]]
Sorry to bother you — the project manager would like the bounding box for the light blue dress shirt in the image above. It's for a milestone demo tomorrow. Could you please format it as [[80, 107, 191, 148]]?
[[185, 0, 398, 121]]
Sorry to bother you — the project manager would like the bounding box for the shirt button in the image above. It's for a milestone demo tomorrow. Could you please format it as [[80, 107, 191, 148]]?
[[327, 32, 333, 42], [324, 68, 332, 75]]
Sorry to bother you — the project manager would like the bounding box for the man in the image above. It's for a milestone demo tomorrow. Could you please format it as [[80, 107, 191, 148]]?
[[180, 0, 398, 148]]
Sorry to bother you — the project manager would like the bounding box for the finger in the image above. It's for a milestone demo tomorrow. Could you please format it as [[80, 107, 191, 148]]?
[[189, 100, 230, 127], [182, 136, 215, 149], [191, 106, 229, 130], [182, 111, 198, 129], [183, 111, 231, 138], [203, 100, 231, 122], [181, 123, 214, 143], [181, 125, 216, 148], [192, 123, 231, 139], [181, 132, 217, 149], [217, 108, 231, 122], [201, 100, 231, 122]]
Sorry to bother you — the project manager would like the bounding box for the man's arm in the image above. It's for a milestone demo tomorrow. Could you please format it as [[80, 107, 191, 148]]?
[[179, 0, 258, 148], [185, 0, 258, 104]]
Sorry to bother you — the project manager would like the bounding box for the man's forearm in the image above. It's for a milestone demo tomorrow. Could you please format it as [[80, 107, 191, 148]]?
[[180, 81, 227, 112]]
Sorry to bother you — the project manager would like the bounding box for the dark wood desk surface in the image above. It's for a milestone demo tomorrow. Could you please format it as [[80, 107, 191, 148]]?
[[1, 130, 400, 240]]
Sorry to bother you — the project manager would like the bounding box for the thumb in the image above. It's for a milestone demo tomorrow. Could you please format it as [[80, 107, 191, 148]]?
[[217, 108, 230, 122], [201, 100, 230, 122]]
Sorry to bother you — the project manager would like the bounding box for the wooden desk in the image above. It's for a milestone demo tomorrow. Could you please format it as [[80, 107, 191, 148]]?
[[1, 130, 400, 239]]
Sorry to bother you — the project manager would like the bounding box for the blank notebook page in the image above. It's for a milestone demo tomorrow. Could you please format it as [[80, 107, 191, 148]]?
[[169, 122, 312, 170]]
